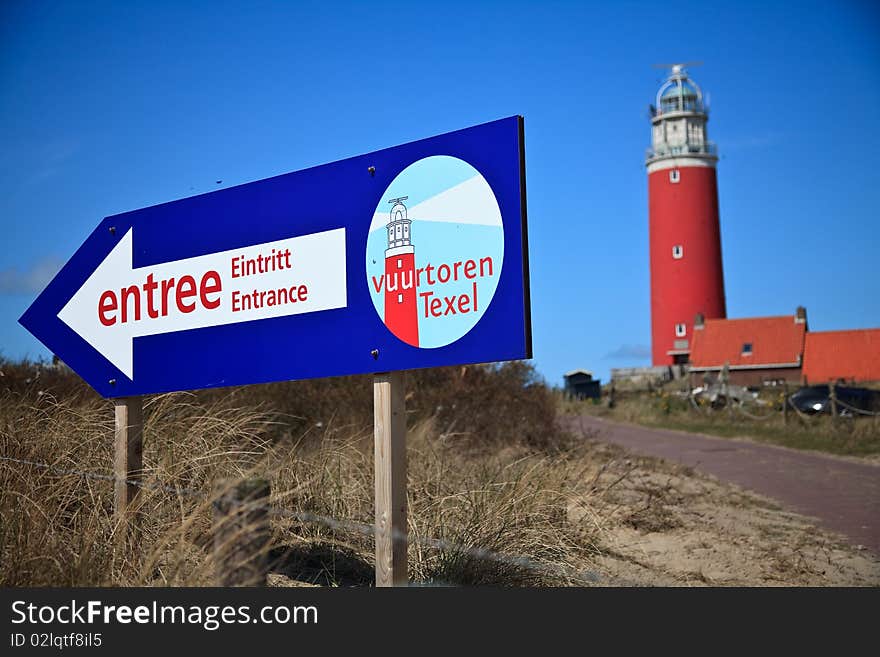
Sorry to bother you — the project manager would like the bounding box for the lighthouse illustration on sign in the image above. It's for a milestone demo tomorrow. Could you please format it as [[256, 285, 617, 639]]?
[[383, 196, 419, 345], [366, 155, 505, 349]]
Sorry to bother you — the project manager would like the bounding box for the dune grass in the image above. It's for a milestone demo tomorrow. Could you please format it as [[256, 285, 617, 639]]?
[[569, 387, 880, 457], [1, 358, 610, 586]]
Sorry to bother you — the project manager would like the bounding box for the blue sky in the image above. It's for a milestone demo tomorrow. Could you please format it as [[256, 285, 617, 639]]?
[[2, 0, 879, 387]]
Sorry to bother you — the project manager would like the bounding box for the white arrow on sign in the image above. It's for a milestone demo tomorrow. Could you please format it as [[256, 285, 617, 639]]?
[[58, 227, 347, 380]]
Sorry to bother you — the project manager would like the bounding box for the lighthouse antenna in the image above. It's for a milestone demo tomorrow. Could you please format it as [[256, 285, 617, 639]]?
[[388, 196, 409, 205], [651, 61, 703, 72]]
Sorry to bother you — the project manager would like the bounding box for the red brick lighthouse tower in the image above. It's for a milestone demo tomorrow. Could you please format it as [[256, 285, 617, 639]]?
[[384, 196, 419, 346], [646, 65, 726, 366]]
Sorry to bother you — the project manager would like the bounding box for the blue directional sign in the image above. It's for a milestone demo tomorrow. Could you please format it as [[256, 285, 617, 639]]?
[[19, 116, 531, 398]]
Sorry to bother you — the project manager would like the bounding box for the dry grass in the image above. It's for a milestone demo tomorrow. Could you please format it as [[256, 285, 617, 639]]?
[[0, 387, 277, 586], [0, 359, 603, 586], [568, 386, 880, 457]]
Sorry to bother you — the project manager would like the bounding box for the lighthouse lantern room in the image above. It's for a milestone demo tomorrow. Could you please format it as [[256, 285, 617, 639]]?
[[646, 65, 726, 366]]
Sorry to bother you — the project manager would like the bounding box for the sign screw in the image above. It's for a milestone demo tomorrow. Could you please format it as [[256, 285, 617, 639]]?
[[109, 378, 116, 385], [109, 226, 116, 235], [368, 166, 376, 177], [370, 349, 379, 360]]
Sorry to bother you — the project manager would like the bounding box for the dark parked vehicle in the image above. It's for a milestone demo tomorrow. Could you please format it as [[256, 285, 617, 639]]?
[[789, 385, 880, 416]]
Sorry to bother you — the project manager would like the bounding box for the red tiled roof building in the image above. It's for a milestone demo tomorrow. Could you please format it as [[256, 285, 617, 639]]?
[[802, 329, 880, 384], [688, 308, 807, 386]]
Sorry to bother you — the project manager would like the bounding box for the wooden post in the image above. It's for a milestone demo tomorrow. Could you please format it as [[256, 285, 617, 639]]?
[[213, 479, 271, 586], [373, 371, 408, 587], [114, 397, 143, 527], [782, 382, 789, 425], [721, 362, 733, 418], [829, 381, 838, 421]]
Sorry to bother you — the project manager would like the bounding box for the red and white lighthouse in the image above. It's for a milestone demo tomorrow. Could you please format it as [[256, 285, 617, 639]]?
[[646, 65, 726, 366], [384, 196, 419, 346]]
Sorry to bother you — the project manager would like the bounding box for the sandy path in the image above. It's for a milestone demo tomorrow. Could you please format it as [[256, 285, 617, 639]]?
[[571, 415, 880, 556]]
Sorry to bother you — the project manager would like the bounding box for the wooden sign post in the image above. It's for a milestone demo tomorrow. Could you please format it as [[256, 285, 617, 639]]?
[[373, 372, 408, 587], [113, 397, 143, 528]]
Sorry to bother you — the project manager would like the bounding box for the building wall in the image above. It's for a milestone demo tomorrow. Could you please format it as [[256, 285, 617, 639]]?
[[565, 380, 602, 400], [649, 165, 726, 366], [689, 367, 802, 388]]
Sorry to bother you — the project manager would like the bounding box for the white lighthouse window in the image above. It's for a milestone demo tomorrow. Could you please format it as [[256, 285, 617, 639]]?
[[397, 293, 403, 304], [669, 169, 680, 183], [675, 323, 687, 337], [397, 259, 402, 269], [672, 244, 683, 259]]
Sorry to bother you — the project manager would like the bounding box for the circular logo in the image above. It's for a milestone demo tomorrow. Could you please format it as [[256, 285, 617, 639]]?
[[366, 156, 504, 348]]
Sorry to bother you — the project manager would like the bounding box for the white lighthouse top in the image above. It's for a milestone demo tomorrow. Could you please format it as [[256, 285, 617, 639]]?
[[655, 65, 705, 115], [646, 65, 717, 169]]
